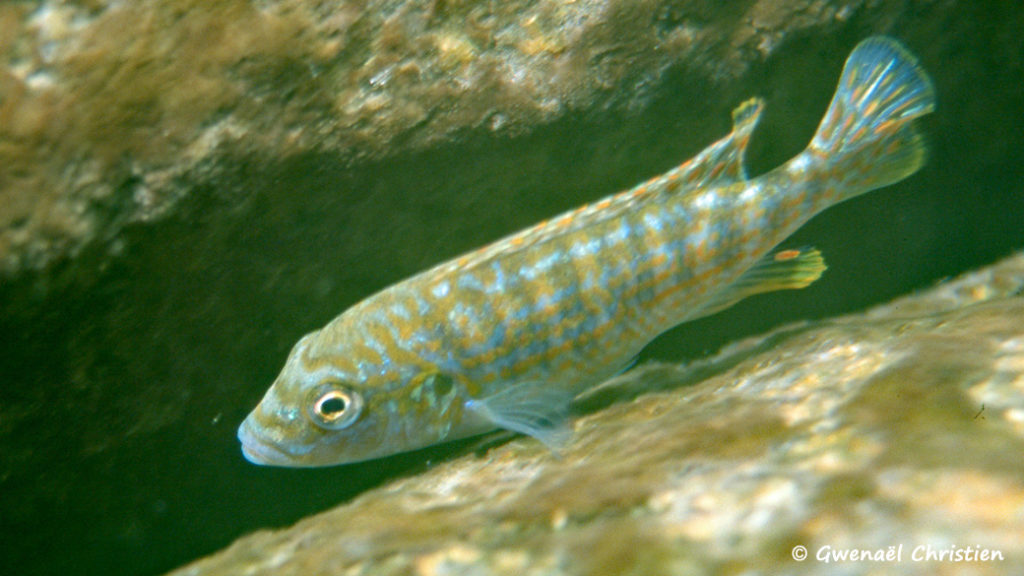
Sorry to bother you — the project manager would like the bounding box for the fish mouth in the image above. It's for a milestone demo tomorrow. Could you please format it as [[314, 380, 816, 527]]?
[[237, 417, 299, 467]]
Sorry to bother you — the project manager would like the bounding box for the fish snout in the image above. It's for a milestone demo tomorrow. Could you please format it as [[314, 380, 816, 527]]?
[[237, 414, 300, 466]]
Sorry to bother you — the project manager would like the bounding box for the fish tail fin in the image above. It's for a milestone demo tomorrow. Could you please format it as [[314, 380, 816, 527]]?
[[800, 36, 936, 200]]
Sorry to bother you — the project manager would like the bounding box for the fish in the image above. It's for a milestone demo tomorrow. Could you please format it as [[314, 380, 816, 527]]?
[[238, 37, 935, 466]]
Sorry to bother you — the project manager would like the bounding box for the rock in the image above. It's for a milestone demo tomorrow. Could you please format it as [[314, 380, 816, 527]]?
[[0, 0, 935, 282], [168, 252, 1024, 575]]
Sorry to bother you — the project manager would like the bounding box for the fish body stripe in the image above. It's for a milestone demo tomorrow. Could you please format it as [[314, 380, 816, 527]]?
[[334, 173, 796, 397]]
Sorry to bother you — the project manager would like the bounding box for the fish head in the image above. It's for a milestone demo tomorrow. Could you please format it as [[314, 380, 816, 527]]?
[[238, 330, 471, 467]]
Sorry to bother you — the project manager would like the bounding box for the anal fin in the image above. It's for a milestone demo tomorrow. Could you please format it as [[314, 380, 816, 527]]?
[[685, 247, 827, 321]]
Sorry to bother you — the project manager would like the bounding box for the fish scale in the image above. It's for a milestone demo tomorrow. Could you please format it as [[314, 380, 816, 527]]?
[[239, 37, 936, 466]]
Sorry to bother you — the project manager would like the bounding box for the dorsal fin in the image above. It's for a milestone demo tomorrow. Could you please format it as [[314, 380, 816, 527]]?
[[669, 97, 764, 187]]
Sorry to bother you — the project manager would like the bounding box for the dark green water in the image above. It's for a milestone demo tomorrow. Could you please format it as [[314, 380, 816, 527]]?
[[2, 6, 1024, 575]]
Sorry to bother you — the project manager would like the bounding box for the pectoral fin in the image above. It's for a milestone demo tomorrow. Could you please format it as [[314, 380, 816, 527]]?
[[685, 247, 827, 321], [465, 382, 573, 453]]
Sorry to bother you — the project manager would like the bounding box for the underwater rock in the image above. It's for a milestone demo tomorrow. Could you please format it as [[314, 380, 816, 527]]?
[[169, 252, 1024, 575], [0, 0, 934, 282]]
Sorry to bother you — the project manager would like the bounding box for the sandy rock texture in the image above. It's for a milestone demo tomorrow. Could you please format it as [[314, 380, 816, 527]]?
[[1, 0, 927, 281]]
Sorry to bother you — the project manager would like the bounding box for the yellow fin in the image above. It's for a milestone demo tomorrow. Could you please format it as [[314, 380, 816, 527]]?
[[685, 247, 827, 321]]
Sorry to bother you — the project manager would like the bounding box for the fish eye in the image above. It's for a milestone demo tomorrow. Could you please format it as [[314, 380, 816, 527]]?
[[307, 383, 364, 430]]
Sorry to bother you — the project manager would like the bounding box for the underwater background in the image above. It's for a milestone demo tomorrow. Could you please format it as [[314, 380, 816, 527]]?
[[1, 1, 1023, 575]]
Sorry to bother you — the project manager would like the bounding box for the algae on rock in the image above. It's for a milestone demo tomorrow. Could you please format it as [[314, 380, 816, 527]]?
[[0, 0, 933, 281]]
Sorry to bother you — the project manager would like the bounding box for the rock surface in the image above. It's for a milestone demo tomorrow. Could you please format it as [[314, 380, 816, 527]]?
[[0, 0, 937, 281], [170, 252, 1024, 576]]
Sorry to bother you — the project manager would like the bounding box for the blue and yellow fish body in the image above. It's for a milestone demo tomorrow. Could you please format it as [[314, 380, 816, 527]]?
[[239, 37, 935, 466]]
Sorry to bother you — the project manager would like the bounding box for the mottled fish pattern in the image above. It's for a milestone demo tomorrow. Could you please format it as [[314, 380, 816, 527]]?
[[239, 37, 935, 466]]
